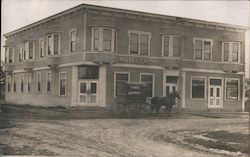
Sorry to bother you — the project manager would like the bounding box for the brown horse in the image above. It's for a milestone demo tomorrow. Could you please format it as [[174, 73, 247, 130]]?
[[150, 91, 181, 114]]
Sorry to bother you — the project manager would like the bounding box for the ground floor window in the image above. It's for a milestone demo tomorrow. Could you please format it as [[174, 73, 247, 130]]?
[[27, 74, 31, 92], [47, 72, 51, 93], [7, 76, 11, 92], [191, 77, 206, 99], [13, 75, 16, 92], [37, 73, 41, 92], [140, 74, 154, 97], [59, 72, 66, 96], [226, 78, 239, 100], [20, 75, 24, 92], [115, 73, 129, 96]]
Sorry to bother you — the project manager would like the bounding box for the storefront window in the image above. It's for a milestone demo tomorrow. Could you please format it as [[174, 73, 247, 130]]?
[[192, 77, 205, 99], [140, 74, 153, 97], [115, 73, 129, 96], [226, 79, 239, 100], [59, 73, 66, 96]]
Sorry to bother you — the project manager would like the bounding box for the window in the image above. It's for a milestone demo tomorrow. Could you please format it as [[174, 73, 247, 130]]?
[[39, 38, 45, 58], [115, 73, 129, 96], [59, 72, 66, 96], [13, 75, 16, 92], [20, 75, 24, 92], [37, 73, 41, 92], [194, 38, 212, 60], [78, 66, 99, 79], [27, 74, 31, 92], [162, 35, 180, 57], [46, 72, 51, 93], [226, 79, 239, 100], [129, 31, 151, 55], [5, 47, 14, 63], [222, 42, 240, 62], [23, 41, 35, 60], [69, 29, 76, 52], [140, 74, 154, 97], [6, 76, 11, 92], [92, 27, 116, 52], [191, 77, 206, 99], [47, 34, 61, 55], [18, 45, 23, 62], [165, 76, 178, 96]]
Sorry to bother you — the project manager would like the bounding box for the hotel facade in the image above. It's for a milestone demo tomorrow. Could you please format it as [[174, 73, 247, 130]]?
[[4, 4, 247, 111]]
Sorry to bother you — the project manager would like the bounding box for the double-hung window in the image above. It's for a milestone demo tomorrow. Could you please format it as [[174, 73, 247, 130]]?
[[18, 45, 23, 62], [222, 42, 240, 62], [20, 75, 24, 92], [191, 77, 206, 99], [92, 27, 116, 52], [162, 35, 181, 57], [27, 74, 32, 92], [47, 34, 61, 55], [59, 72, 66, 96], [13, 75, 17, 92], [37, 73, 41, 92], [5, 47, 14, 63], [194, 38, 212, 60], [39, 38, 45, 58], [140, 74, 154, 97], [129, 31, 151, 56], [46, 72, 51, 93], [69, 29, 76, 52], [115, 73, 129, 96], [6, 76, 11, 92], [23, 41, 35, 60], [225, 78, 239, 100]]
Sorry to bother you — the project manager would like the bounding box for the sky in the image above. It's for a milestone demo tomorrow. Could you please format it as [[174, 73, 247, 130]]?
[[1, 0, 250, 77]]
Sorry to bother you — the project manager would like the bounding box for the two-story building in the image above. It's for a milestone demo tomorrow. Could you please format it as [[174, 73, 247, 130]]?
[[4, 4, 247, 111]]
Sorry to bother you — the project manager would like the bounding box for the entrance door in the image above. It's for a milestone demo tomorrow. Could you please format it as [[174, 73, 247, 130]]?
[[208, 78, 223, 108], [165, 84, 177, 96], [78, 80, 98, 106]]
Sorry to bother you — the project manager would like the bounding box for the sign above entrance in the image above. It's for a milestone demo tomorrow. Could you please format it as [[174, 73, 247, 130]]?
[[116, 56, 160, 65]]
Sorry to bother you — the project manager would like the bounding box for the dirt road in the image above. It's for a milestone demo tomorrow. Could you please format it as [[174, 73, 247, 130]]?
[[0, 105, 248, 157]]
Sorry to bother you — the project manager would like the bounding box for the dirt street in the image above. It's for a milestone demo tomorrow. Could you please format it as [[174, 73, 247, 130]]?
[[0, 105, 249, 157]]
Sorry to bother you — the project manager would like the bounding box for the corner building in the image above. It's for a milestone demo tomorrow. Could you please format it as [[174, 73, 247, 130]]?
[[4, 4, 247, 111]]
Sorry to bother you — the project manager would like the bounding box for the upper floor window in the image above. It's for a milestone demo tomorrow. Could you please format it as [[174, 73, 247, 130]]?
[[129, 30, 151, 56], [194, 38, 212, 61], [5, 47, 14, 63], [162, 35, 180, 57], [222, 42, 240, 62], [47, 34, 61, 55], [92, 27, 116, 52], [39, 38, 45, 58], [23, 41, 35, 60], [18, 45, 23, 62], [69, 29, 76, 52]]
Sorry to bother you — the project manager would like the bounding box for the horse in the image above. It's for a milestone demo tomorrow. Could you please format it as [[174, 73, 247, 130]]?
[[150, 91, 181, 114]]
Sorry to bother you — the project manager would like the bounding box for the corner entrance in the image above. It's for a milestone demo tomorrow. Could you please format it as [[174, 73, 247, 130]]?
[[208, 78, 223, 108], [78, 80, 98, 106]]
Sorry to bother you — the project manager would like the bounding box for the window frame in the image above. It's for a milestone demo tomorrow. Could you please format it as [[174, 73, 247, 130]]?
[[69, 28, 77, 52], [162, 35, 181, 57], [91, 27, 116, 52], [6, 75, 11, 92], [128, 30, 151, 56], [39, 38, 45, 58], [46, 71, 52, 93], [20, 74, 25, 92], [27, 73, 32, 92], [114, 72, 130, 97], [59, 72, 67, 96], [18, 44, 23, 62], [13, 74, 17, 92], [190, 76, 207, 100], [47, 33, 61, 56], [140, 73, 155, 97], [225, 78, 240, 101], [23, 40, 35, 60], [222, 42, 240, 62], [5, 47, 15, 64], [37, 72, 41, 92], [193, 38, 213, 61]]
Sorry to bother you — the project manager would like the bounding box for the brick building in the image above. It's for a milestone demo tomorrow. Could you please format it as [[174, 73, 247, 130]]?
[[3, 4, 248, 111]]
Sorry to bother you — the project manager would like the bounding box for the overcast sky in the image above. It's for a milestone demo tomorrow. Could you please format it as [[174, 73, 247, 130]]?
[[1, 0, 250, 77]]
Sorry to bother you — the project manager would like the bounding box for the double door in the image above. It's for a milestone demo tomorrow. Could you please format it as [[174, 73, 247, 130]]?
[[208, 78, 223, 108], [78, 80, 98, 106]]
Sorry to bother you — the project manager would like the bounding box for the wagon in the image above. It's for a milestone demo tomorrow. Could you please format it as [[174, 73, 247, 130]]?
[[112, 82, 150, 113]]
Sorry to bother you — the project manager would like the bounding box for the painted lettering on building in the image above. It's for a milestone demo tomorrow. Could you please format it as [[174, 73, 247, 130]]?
[[117, 56, 160, 65]]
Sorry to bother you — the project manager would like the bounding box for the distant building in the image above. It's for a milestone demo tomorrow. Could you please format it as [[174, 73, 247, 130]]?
[[3, 4, 248, 111]]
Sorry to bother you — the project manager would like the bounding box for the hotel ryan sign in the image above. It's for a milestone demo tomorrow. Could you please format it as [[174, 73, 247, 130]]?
[[116, 56, 160, 65]]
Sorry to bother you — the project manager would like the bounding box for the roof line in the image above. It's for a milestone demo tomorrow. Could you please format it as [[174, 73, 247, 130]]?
[[4, 3, 249, 37]]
